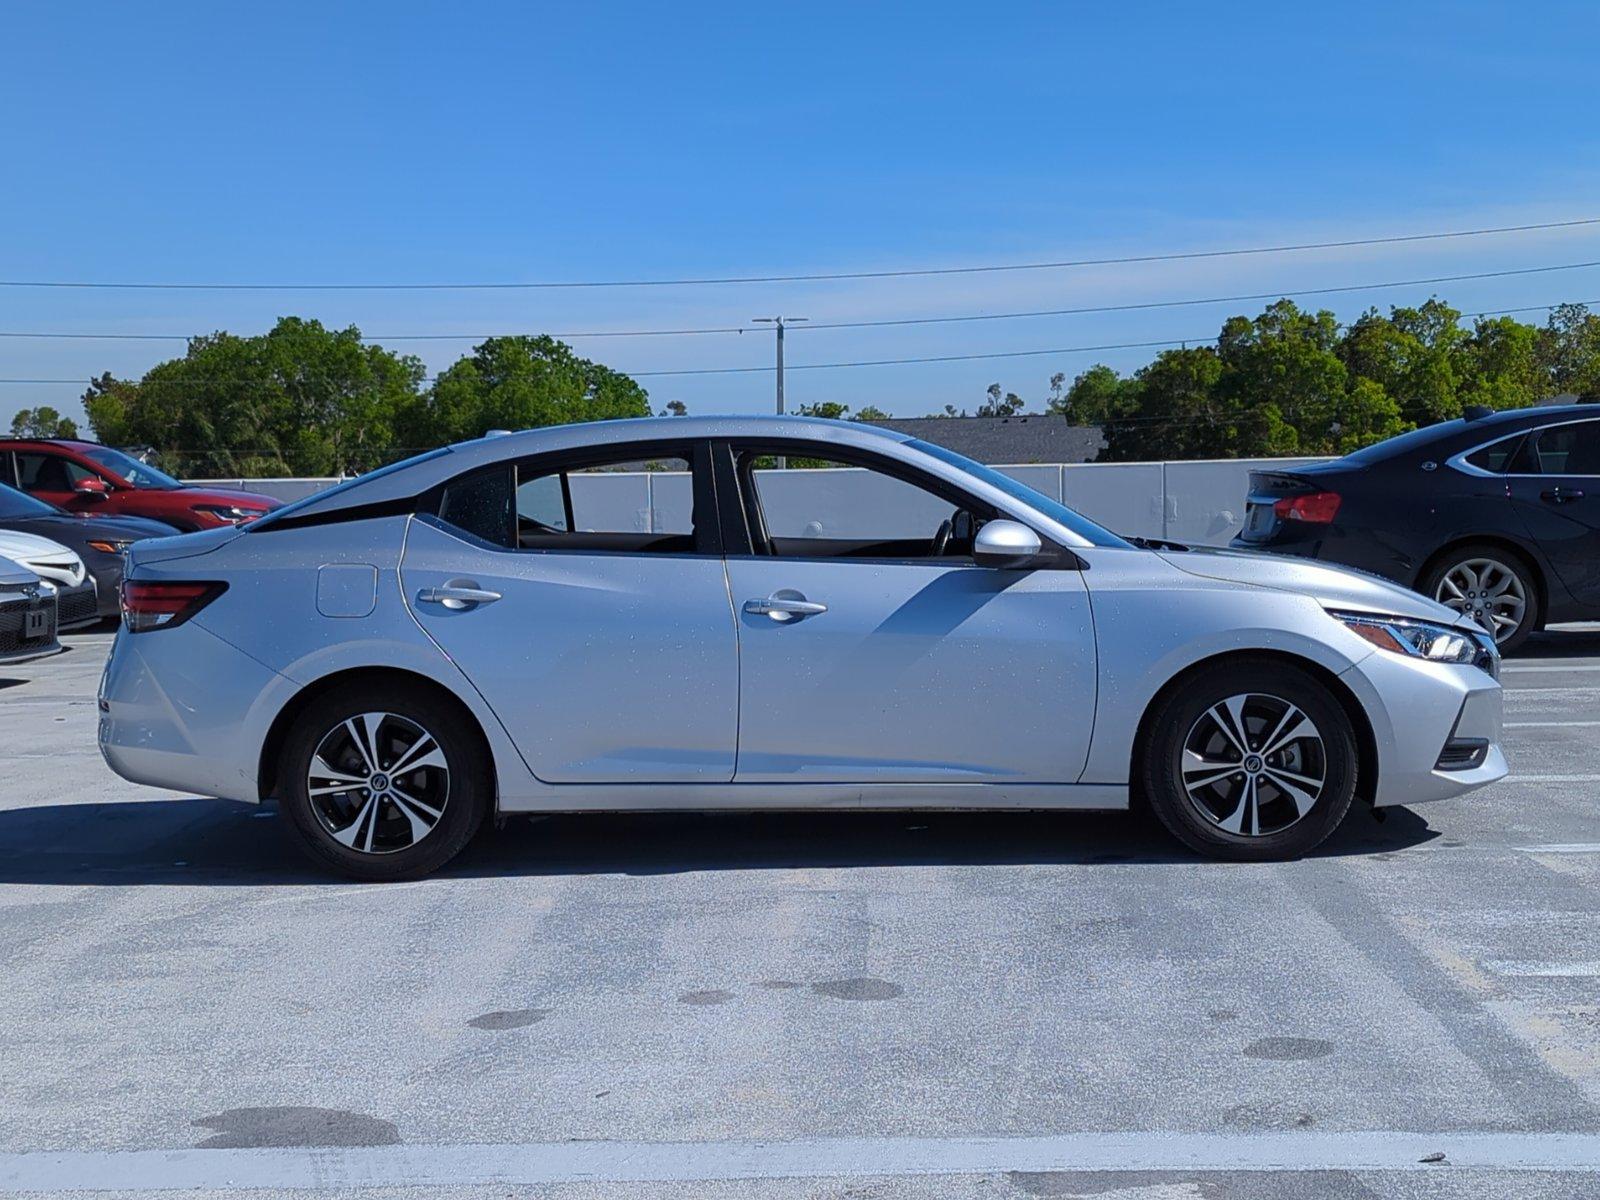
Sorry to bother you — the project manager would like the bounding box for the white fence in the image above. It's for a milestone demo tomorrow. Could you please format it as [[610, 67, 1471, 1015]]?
[[194, 457, 1329, 546]]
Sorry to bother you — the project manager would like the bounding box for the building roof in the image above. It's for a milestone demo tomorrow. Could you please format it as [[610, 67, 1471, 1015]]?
[[863, 416, 1105, 464]]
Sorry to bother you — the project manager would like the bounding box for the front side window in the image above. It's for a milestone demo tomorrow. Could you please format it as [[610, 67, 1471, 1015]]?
[[734, 446, 996, 560], [434, 445, 706, 554], [15, 452, 100, 493], [1517, 421, 1600, 476]]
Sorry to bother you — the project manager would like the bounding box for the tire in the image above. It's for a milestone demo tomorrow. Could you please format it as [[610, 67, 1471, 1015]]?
[[1140, 660, 1359, 862], [279, 681, 491, 881], [1418, 544, 1540, 655]]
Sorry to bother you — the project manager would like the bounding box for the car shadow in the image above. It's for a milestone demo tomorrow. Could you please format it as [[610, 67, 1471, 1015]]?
[[0, 797, 1439, 886], [1515, 625, 1600, 659]]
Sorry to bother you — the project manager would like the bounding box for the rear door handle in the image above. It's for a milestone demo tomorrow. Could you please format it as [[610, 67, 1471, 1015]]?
[[417, 584, 502, 609], [744, 592, 828, 620], [1541, 488, 1585, 503]]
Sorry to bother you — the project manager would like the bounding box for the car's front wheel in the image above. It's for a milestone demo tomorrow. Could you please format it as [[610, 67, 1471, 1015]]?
[[1141, 661, 1359, 861], [279, 682, 490, 881], [1419, 545, 1539, 653]]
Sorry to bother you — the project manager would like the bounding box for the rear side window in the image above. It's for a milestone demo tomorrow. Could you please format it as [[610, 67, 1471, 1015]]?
[[1464, 435, 1524, 474], [432, 444, 708, 554], [438, 466, 513, 545]]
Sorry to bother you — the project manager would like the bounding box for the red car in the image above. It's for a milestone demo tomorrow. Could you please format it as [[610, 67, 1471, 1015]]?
[[0, 439, 281, 532]]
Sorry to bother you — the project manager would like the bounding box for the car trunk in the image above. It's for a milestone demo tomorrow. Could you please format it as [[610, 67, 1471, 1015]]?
[[1237, 462, 1355, 544]]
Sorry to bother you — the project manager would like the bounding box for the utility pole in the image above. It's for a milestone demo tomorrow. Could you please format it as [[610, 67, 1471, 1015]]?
[[753, 316, 806, 468]]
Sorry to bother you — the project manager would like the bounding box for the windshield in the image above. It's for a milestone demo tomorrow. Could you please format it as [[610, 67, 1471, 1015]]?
[[0, 483, 61, 519], [79, 445, 184, 490], [908, 439, 1133, 549]]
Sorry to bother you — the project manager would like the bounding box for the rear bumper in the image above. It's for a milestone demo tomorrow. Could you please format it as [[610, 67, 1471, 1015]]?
[[98, 621, 283, 801], [1340, 650, 1506, 807]]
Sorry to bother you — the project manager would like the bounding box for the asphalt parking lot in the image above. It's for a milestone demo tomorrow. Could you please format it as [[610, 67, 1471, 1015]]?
[[3, 629, 1600, 1199]]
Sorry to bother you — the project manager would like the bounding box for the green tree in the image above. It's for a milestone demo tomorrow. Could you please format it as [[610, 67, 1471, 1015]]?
[[1538, 303, 1600, 400], [1050, 364, 1141, 426], [83, 318, 425, 477], [853, 404, 890, 421], [401, 335, 649, 448], [660, 399, 688, 416], [1101, 346, 1224, 461], [1216, 300, 1347, 455], [977, 382, 1025, 417], [9, 406, 79, 438], [792, 400, 851, 419], [1458, 315, 1543, 411]]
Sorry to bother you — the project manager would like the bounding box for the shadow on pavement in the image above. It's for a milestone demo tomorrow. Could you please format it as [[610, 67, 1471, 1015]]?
[[1515, 628, 1600, 659], [0, 796, 1439, 886]]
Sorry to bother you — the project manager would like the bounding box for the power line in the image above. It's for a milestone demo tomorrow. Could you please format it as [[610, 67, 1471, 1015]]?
[[2, 217, 1598, 291], [0, 299, 1593, 387], [3, 261, 1598, 344]]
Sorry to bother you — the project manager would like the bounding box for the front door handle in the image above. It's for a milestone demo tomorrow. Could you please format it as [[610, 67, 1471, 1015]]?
[[417, 584, 502, 609], [1541, 488, 1585, 503], [744, 591, 828, 621]]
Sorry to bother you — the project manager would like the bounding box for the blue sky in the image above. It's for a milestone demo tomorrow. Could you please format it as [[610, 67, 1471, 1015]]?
[[4, 1, 1600, 428]]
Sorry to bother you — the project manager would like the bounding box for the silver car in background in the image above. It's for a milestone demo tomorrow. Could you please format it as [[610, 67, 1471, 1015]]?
[[98, 417, 1505, 879], [0, 554, 60, 664]]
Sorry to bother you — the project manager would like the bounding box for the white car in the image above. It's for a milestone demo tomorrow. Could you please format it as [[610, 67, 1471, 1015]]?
[[0, 553, 59, 664], [0, 529, 97, 629]]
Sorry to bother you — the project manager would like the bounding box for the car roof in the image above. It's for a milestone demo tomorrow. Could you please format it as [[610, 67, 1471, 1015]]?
[[254, 415, 916, 527]]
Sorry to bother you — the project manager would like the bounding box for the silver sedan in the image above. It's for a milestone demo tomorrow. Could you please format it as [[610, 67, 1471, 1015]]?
[[98, 417, 1505, 879]]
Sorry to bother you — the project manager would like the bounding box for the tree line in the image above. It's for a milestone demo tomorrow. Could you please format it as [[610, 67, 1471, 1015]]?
[[8, 298, 1599, 475], [1035, 298, 1600, 461]]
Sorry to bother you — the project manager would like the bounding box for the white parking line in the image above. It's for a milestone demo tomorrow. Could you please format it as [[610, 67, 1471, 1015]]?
[[2, 1131, 1600, 1192], [1505, 721, 1600, 729], [1502, 664, 1600, 674], [1502, 774, 1600, 784], [1516, 844, 1600, 854], [1482, 961, 1600, 978]]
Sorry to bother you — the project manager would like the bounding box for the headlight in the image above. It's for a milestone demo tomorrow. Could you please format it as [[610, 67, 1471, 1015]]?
[[193, 504, 266, 524], [1334, 610, 1497, 673]]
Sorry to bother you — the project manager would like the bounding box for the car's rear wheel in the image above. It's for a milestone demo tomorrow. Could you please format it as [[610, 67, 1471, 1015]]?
[[1141, 661, 1359, 861], [279, 682, 490, 881], [1419, 545, 1539, 653]]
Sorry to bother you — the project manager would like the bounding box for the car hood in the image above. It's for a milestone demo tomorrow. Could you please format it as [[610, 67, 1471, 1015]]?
[[0, 528, 82, 565], [3, 513, 181, 540], [179, 486, 281, 510], [0, 554, 38, 587], [1155, 545, 1466, 626]]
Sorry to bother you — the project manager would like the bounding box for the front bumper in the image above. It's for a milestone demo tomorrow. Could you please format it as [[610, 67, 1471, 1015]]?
[[0, 593, 61, 664], [1340, 649, 1506, 807], [55, 578, 100, 629]]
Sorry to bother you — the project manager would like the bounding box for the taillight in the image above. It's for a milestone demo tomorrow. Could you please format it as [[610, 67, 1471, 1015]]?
[[1273, 491, 1341, 524], [119, 580, 227, 632]]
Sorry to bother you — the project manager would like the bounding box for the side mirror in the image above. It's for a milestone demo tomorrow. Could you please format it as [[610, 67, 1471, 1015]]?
[[972, 519, 1043, 568], [73, 477, 110, 498]]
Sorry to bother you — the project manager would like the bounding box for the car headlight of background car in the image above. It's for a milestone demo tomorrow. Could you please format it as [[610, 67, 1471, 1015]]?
[[1332, 610, 1498, 675], [192, 504, 267, 524]]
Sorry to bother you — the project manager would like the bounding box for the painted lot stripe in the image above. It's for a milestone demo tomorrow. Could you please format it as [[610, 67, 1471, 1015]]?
[[1518, 843, 1600, 854], [4, 1132, 1600, 1191], [1505, 720, 1600, 728], [1503, 663, 1600, 673], [1502, 774, 1600, 783], [1483, 961, 1600, 978]]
